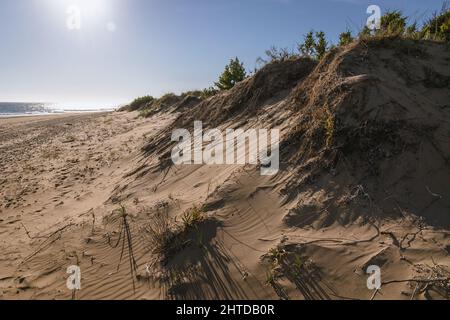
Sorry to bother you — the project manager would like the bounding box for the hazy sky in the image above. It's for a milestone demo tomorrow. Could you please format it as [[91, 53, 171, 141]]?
[[0, 0, 445, 107]]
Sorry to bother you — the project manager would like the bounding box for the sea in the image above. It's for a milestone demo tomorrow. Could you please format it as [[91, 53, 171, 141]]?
[[0, 102, 118, 118]]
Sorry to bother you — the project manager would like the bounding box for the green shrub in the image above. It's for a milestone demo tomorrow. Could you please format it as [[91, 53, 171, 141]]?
[[380, 10, 407, 35], [201, 87, 218, 99], [358, 6, 449, 43], [128, 95, 154, 111], [315, 31, 329, 60], [139, 108, 154, 118], [215, 57, 247, 91], [298, 30, 316, 57], [298, 30, 329, 60], [339, 31, 354, 46], [181, 205, 204, 230], [406, 22, 418, 35], [181, 90, 202, 99], [137, 93, 182, 117], [159, 93, 177, 102], [359, 25, 372, 38], [421, 7, 450, 41], [143, 204, 206, 262]]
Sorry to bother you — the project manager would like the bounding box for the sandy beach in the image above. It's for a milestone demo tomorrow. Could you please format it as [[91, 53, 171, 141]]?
[[0, 111, 176, 299]]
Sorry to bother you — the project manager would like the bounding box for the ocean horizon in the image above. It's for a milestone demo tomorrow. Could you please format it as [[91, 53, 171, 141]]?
[[0, 102, 118, 118]]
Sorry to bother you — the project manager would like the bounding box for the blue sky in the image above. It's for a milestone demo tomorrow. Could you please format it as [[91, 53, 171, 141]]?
[[0, 0, 445, 108]]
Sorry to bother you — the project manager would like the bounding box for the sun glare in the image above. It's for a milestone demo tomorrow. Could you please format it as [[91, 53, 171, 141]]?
[[45, 0, 108, 21], [72, 0, 106, 17]]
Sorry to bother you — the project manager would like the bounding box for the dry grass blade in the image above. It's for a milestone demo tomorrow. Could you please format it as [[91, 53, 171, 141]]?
[[110, 205, 139, 293]]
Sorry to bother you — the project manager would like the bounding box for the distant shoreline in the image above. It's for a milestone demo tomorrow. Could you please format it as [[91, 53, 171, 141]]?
[[0, 109, 114, 120], [0, 102, 118, 119]]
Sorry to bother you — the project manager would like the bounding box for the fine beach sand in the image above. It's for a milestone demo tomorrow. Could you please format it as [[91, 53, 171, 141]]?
[[0, 112, 177, 299], [1, 38, 450, 300]]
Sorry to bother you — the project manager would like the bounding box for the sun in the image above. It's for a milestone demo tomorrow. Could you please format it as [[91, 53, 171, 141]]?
[[44, 0, 113, 32], [45, 0, 108, 19], [70, 0, 106, 17]]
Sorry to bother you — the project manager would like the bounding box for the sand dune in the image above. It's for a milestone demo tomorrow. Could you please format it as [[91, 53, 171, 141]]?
[[1, 38, 449, 300]]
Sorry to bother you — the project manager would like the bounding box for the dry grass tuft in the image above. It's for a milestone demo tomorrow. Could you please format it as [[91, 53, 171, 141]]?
[[142, 204, 205, 265]]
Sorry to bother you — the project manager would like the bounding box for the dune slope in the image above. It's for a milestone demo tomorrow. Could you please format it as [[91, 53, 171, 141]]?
[[1, 38, 449, 300]]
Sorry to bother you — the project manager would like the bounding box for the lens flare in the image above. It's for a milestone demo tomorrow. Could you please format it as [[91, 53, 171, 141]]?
[[45, 0, 108, 24]]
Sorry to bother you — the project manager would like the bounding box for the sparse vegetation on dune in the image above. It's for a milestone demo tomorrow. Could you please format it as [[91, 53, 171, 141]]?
[[180, 90, 203, 99], [263, 245, 330, 300], [361, 5, 450, 41], [120, 95, 154, 112], [142, 204, 207, 264], [109, 205, 139, 292], [136, 93, 181, 118], [200, 86, 219, 99], [422, 4, 450, 41], [123, 5, 449, 112], [338, 30, 354, 47], [380, 10, 407, 35], [258, 6, 450, 68], [122, 8, 449, 120]]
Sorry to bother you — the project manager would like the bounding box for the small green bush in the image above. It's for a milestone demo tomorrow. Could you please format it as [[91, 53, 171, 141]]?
[[139, 108, 154, 118], [181, 90, 202, 99], [128, 95, 154, 111], [298, 30, 330, 60], [201, 87, 218, 99], [379, 10, 407, 35], [315, 31, 329, 60], [215, 57, 247, 91], [181, 205, 204, 230], [298, 30, 316, 57], [339, 31, 354, 46], [421, 7, 450, 41]]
